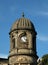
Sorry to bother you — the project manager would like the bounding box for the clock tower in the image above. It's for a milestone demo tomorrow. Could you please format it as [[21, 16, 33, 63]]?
[[8, 14, 38, 65]]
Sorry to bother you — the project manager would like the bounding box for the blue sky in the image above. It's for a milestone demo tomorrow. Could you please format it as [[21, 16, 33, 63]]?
[[0, 0, 48, 58]]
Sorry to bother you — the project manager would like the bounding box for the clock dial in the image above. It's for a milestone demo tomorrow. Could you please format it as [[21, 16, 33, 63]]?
[[17, 32, 29, 48], [21, 36, 27, 42]]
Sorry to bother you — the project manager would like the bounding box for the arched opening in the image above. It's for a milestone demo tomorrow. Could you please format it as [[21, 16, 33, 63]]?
[[12, 38, 15, 48]]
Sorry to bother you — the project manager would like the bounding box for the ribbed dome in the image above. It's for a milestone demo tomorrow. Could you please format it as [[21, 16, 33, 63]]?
[[10, 17, 35, 32]]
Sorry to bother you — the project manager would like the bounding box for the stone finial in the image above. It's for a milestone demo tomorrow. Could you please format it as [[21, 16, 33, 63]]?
[[22, 12, 24, 17]]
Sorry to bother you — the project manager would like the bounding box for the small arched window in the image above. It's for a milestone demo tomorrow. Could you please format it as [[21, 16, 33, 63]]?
[[12, 38, 15, 48]]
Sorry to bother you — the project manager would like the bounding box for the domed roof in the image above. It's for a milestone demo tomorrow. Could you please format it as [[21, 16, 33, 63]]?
[[10, 17, 35, 31], [10, 13, 36, 33]]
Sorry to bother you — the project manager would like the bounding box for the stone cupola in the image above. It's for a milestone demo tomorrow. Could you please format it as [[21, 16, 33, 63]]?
[[9, 13, 38, 65]]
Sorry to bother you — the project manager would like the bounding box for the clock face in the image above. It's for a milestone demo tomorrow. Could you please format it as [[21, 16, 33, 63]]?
[[17, 32, 29, 48], [21, 36, 27, 43]]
